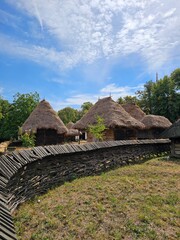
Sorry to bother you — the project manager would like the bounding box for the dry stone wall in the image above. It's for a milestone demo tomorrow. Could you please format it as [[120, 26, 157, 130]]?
[[0, 139, 170, 240]]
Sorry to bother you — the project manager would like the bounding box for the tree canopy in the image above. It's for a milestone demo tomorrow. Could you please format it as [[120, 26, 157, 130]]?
[[58, 107, 79, 125], [0, 92, 40, 140], [135, 71, 180, 122]]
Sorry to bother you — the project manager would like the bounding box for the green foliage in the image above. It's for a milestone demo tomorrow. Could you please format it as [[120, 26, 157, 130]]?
[[0, 92, 40, 140], [0, 97, 10, 121], [136, 69, 180, 122], [58, 107, 80, 125], [58, 102, 93, 125], [81, 102, 93, 115], [21, 132, 36, 147], [171, 68, 180, 90], [88, 115, 107, 141], [117, 96, 139, 105], [136, 80, 154, 114]]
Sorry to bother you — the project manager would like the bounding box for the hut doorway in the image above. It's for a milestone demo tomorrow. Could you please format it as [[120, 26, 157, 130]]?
[[36, 129, 63, 146]]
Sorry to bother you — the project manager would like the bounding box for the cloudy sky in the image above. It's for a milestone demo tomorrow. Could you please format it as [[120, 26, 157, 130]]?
[[0, 0, 179, 110]]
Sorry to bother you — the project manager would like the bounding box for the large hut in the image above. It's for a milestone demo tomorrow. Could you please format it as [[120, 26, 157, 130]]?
[[21, 100, 68, 146], [161, 118, 180, 158], [122, 103, 146, 121], [73, 97, 144, 141], [140, 115, 172, 139]]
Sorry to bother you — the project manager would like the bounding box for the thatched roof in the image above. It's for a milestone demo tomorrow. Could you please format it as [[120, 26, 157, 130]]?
[[66, 122, 80, 136], [22, 100, 68, 134], [66, 122, 74, 129], [161, 118, 180, 138], [122, 103, 146, 121], [73, 97, 144, 130], [66, 129, 80, 137], [141, 115, 172, 129]]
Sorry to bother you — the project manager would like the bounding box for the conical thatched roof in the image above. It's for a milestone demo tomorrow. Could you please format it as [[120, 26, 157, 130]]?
[[73, 97, 144, 130], [122, 103, 146, 121], [22, 100, 68, 134], [66, 122, 74, 129], [141, 115, 172, 129], [161, 118, 180, 138], [66, 122, 79, 136]]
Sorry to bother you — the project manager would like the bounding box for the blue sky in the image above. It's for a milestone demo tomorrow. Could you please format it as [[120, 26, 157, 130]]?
[[0, 0, 179, 110]]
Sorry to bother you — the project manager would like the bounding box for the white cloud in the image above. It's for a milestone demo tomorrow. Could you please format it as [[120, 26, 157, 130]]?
[[49, 83, 144, 110], [3, 0, 180, 71], [101, 83, 144, 95]]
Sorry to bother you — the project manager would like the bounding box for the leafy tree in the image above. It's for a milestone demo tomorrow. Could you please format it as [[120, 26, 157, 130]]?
[[151, 76, 179, 122], [136, 80, 154, 114], [117, 96, 139, 105], [135, 69, 180, 122], [81, 102, 93, 115], [171, 68, 180, 90], [58, 107, 79, 125], [0, 92, 40, 140], [88, 115, 107, 141], [0, 97, 10, 121]]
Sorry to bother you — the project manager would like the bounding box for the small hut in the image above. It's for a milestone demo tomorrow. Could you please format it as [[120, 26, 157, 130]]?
[[21, 100, 68, 146], [122, 103, 146, 121], [73, 97, 144, 141], [161, 119, 180, 158], [66, 122, 80, 142], [140, 115, 172, 139]]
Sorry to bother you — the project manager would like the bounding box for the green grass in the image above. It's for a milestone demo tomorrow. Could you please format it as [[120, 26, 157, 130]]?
[[13, 158, 180, 240]]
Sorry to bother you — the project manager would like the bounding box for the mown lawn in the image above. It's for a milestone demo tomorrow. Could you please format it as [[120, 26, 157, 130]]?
[[13, 158, 180, 240]]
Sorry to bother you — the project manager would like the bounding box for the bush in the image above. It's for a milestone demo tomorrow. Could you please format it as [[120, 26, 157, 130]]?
[[21, 132, 35, 147], [88, 115, 107, 141]]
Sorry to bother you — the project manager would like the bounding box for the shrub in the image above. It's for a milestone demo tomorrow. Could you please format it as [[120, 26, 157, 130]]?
[[21, 132, 35, 147]]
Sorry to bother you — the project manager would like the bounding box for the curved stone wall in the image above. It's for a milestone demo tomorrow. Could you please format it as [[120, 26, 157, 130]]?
[[0, 139, 170, 240]]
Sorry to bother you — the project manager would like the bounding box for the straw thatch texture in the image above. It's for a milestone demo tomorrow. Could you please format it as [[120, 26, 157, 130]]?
[[73, 97, 145, 130], [141, 115, 172, 129], [122, 103, 146, 121], [66, 122, 79, 137], [66, 122, 75, 129], [22, 100, 68, 134], [66, 129, 79, 137], [161, 119, 180, 138]]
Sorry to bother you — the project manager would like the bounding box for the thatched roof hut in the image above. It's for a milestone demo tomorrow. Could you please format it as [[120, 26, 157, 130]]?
[[139, 115, 172, 139], [141, 115, 171, 129], [22, 100, 68, 145], [161, 119, 180, 139], [122, 103, 146, 121], [161, 119, 180, 158], [65, 122, 79, 140], [74, 97, 144, 141]]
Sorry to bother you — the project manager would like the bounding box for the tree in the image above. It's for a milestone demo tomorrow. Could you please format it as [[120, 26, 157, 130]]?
[[136, 80, 154, 114], [135, 69, 180, 122], [171, 68, 180, 90], [117, 96, 139, 105], [88, 115, 107, 141], [151, 76, 180, 122], [81, 102, 93, 115], [0, 92, 40, 140], [0, 97, 10, 121], [58, 107, 79, 125]]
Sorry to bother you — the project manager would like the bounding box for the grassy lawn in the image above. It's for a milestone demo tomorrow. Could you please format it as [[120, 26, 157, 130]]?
[[13, 158, 180, 240]]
